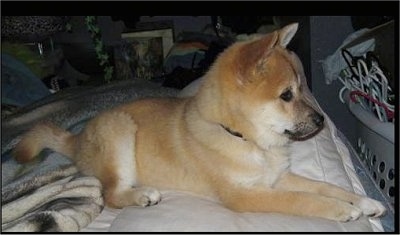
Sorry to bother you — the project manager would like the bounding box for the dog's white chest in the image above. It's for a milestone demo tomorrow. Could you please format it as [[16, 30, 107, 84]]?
[[231, 148, 290, 187]]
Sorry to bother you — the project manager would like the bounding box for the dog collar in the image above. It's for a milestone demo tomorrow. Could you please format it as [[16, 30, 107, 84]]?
[[220, 124, 246, 140]]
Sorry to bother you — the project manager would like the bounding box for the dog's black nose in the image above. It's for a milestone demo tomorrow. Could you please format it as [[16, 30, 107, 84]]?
[[311, 112, 324, 127]]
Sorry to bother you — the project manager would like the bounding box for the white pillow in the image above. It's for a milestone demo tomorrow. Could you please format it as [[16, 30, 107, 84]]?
[[108, 189, 375, 232]]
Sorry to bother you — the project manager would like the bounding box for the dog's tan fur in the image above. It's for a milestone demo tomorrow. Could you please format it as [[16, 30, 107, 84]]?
[[13, 23, 385, 221]]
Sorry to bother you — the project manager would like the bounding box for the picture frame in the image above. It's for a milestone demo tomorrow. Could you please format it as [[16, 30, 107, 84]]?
[[121, 28, 174, 59], [114, 26, 174, 80]]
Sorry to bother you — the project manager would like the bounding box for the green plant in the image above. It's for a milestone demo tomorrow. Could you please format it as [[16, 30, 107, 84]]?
[[85, 16, 114, 83]]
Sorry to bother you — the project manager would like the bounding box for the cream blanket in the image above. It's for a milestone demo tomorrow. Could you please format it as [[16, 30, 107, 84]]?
[[2, 150, 103, 232]]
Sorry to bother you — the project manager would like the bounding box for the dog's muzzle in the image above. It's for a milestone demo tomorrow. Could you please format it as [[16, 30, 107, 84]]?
[[284, 111, 324, 141]]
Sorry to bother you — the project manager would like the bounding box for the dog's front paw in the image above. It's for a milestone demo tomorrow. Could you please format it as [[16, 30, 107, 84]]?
[[136, 187, 162, 207], [333, 202, 363, 222], [355, 197, 386, 217]]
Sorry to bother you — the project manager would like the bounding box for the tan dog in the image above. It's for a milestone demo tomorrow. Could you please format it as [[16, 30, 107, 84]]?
[[14, 23, 386, 222]]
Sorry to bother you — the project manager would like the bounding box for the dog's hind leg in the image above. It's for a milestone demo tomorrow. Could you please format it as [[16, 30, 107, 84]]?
[[75, 111, 161, 208]]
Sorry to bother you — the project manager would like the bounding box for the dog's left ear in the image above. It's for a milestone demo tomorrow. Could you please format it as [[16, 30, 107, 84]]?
[[277, 23, 298, 48]]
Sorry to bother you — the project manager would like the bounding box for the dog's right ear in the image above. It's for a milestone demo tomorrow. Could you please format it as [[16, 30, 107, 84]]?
[[235, 31, 278, 84], [235, 23, 299, 85]]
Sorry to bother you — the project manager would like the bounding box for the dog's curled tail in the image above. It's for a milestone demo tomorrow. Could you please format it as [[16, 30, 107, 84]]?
[[13, 123, 75, 163]]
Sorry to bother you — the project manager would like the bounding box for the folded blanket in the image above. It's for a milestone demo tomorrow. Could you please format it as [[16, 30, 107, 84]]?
[[1, 150, 103, 232], [2, 150, 103, 232]]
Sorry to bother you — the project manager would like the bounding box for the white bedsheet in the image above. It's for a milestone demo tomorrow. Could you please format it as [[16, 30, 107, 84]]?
[[82, 78, 384, 232]]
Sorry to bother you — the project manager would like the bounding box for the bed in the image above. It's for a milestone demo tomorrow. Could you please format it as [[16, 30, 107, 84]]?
[[1, 77, 391, 232]]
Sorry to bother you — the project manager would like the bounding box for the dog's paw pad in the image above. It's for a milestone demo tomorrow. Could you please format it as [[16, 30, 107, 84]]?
[[136, 187, 162, 207], [356, 197, 386, 217]]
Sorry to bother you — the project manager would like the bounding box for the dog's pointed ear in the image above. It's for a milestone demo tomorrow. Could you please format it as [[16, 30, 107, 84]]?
[[236, 32, 278, 83], [277, 23, 298, 48], [235, 23, 298, 85]]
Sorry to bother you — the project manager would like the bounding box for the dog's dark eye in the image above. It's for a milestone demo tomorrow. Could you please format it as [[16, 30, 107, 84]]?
[[280, 90, 293, 102]]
